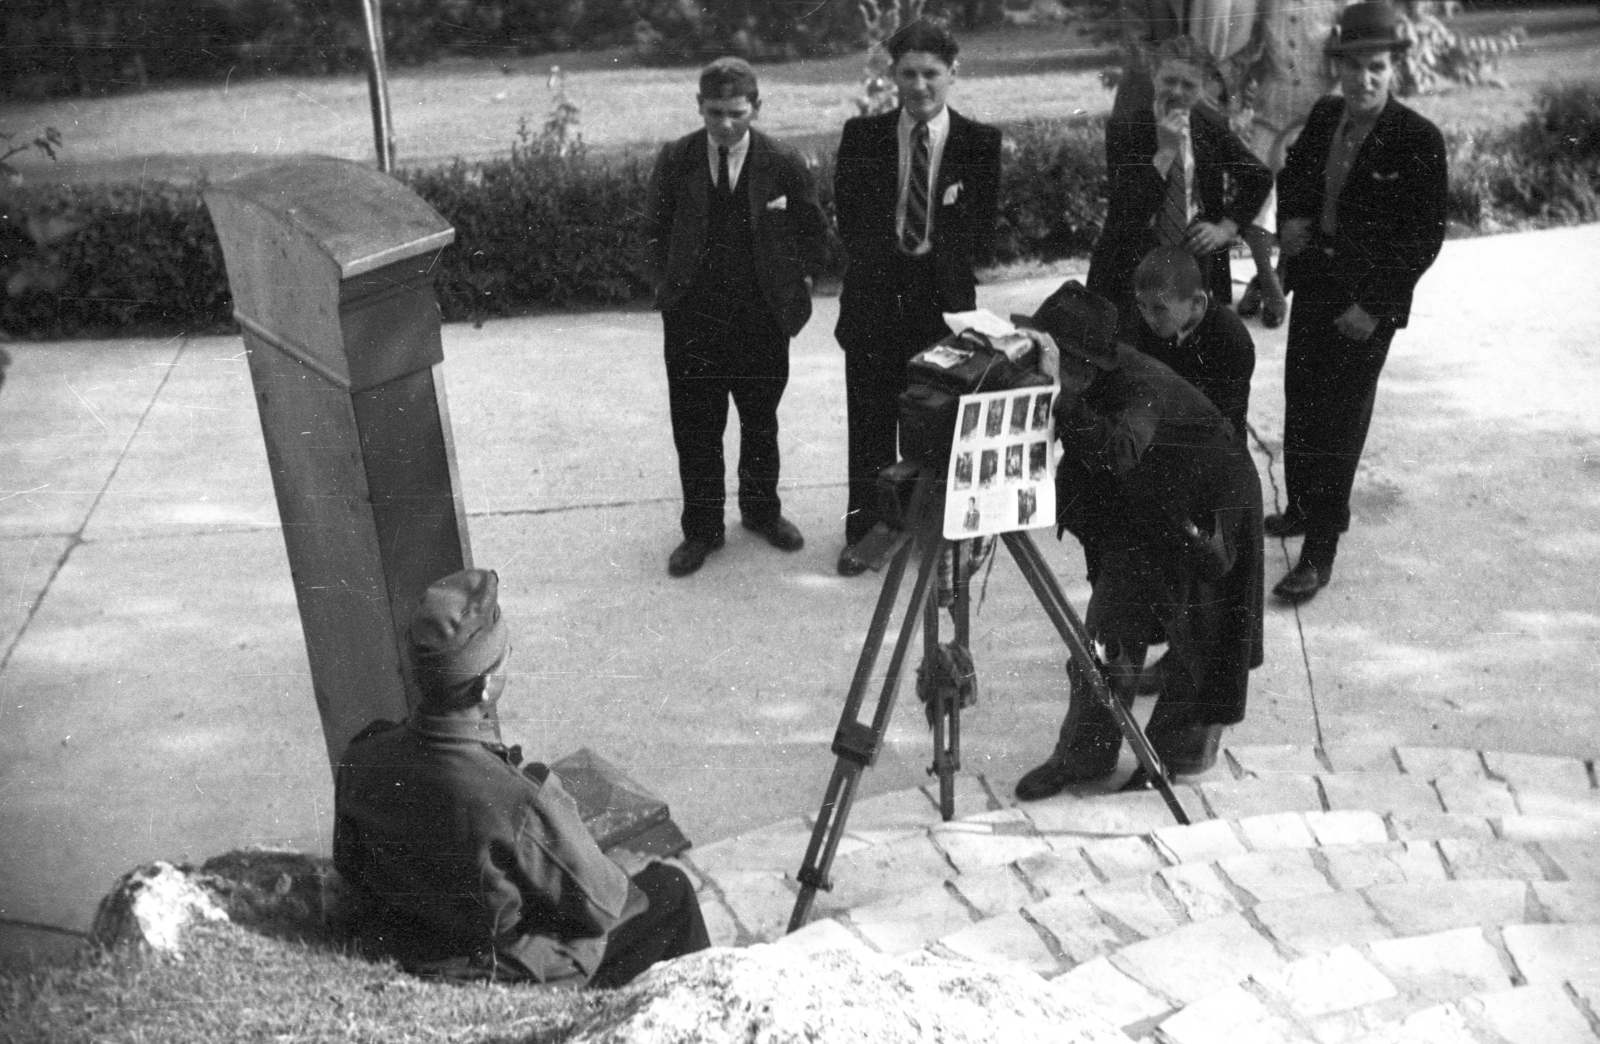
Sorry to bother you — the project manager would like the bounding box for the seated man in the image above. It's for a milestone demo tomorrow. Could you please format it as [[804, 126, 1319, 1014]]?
[[1129, 245, 1256, 442], [334, 569, 709, 988], [1014, 282, 1264, 801]]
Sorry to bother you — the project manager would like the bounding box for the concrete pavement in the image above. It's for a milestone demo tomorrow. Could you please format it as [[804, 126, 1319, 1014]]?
[[2, 223, 1597, 966]]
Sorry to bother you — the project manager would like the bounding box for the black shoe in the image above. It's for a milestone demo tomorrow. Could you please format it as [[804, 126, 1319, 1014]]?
[[667, 533, 724, 578], [742, 515, 804, 552], [837, 543, 870, 577], [1150, 723, 1223, 775], [1272, 560, 1330, 603], [1263, 511, 1308, 538], [1015, 748, 1120, 801]]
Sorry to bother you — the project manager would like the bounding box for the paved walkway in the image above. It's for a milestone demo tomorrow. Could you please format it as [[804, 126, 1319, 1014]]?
[[1, 224, 1597, 969]]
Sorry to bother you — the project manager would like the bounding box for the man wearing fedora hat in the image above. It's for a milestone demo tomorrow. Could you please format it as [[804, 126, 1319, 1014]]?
[[333, 569, 709, 987], [1014, 282, 1264, 800], [1267, 0, 1448, 603]]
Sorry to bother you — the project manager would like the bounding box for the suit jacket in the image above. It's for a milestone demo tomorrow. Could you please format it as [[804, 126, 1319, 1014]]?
[[645, 128, 828, 338], [1277, 95, 1447, 328], [1088, 107, 1273, 311], [833, 107, 1003, 346]]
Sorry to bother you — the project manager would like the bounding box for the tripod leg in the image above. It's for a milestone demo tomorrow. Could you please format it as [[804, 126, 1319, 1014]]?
[[925, 548, 959, 820], [1001, 531, 1190, 826]]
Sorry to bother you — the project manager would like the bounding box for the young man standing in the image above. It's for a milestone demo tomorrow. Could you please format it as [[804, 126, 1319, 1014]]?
[[832, 21, 1002, 575], [1269, 1, 1448, 603], [645, 58, 829, 578]]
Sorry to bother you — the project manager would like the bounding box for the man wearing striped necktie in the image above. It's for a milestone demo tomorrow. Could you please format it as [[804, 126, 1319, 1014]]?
[[833, 20, 1002, 576]]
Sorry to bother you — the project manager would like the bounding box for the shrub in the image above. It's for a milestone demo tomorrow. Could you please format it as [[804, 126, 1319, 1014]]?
[[1446, 83, 1600, 231], [994, 117, 1107, 263]]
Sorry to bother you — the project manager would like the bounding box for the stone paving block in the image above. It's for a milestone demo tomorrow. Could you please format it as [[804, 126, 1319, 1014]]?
[[1541, 841, 1600, 882], [699, 891, 741, 947], [688, 817, 816, 878], [1532, 881, 1600, 923], [1219, 848, 1334, 903], [844, 787, 941, 832], [1366, 927, 1513, 1005], [1256, 945, 1399, 1019], [1464, 982, 1598, 1044], [1395, 748, 1486, 780], [1254, 890, 1394, 956], [1437, 837, 1549, 881], [1017, 846, 1101, 897], [1567, 979, 1600, 1022], [1238, 812, 1318, 851], [846, 883, 974, 955], [1160, 862, 1243, 922], [1199, 777, 1324, 820], [1154, 818, 1249, 864], [1025, 893, 1126, 963], [931, 825, 1053, 873], [844, 827, 925, 848], [1321, 742, 1402, 773], [1434, 776, 1519, 818], [1023, 789, 1184, 835], [1085, 876, 1186, 939], [1364, 879, 1528, 936], [1498, 816, 1600, 843], [816, 832, 955, 912], [1080, 835, 1167, 880], [1516, 790, 1600, 823], [1228, 744, 1325, 776], [1157, 984, 1315, 1044], [714, 869, 800, 943], [1374, 1003, 1481, 1044], [1111, 913, 1287, 1004], [921, 772, 995, 821], [1305, 810, 1389, 846], [1501, 923, 1600, 985], [1483, 752, 1594, 795], [964, 807, 1034, 827], [950, 864, 1036, 917], [1387, 813, 1496, 842], [1321, 841, 1448, 890], [937, 910, 1061, 975], [767, 914, 874, 956], [1322, 774, 1444, 817], [1049, 956, 1174, 1028]]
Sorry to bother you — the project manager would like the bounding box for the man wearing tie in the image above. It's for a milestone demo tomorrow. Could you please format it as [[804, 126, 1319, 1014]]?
[[832, 20, 1002, 575], [1086, 35, 1272, 338], [1268, 1, 1447, 603], [645, 58, 829, 578]]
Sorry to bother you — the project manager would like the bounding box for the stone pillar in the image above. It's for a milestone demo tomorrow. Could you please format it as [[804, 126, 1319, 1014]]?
[[205, 158, 470, 766]]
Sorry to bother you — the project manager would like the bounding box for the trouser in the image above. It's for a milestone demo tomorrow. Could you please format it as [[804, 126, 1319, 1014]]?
[[587, 863, 711, 989], [1282, 289, 1396, 565], [839, 259, 948, 546], [664, 302, 789, 542]]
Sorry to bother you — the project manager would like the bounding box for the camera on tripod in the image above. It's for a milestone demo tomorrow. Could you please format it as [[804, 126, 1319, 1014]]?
[[898, 327, 1054, 474]]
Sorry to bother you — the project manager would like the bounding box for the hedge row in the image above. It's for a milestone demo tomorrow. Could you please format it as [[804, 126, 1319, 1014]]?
[[3, 84, 1598, 340]]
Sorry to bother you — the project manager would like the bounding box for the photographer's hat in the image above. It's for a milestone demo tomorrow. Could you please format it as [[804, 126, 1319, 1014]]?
[[1022, 280, 1120, 370], [1327, 1, 1411, 54], [409, 569, 509, 683]]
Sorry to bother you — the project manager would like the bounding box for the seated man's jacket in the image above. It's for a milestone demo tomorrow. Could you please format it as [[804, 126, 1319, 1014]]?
[[333, 715, 640, 985]]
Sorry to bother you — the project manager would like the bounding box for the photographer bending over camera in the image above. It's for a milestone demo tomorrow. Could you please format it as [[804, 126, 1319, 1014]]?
[[1015, 283, 1264, 800]]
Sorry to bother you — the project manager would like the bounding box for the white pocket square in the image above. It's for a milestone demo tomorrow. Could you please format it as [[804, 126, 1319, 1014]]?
[[766, 195, 788, 210], [1371, 171, 1401, 181], [942, 182, 962, 205]]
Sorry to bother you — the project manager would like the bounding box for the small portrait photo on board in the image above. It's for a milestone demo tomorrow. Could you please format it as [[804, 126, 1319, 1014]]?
[[963, 497, 981, 532], [1018, 487, 1037, 526], [1009, 394, 1030, 435], [979, 449, 998, 488], [985, 399, 1005, 438], [953, 451, 974, 489], [960, 402, 981, 441], [1028, 440, 1048, 481], [1005, 444, 1023, 481], [1031, 392, 1053, 431]]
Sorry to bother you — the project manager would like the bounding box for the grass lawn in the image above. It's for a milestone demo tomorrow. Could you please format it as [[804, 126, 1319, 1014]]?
[[4, 6, 1597, 187]]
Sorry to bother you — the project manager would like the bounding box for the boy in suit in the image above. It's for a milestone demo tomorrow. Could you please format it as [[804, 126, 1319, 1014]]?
[[833, 20, 1002, 575], [1268, 1, 1448, 603], [644, 58, 829, 578], [1086, 35, 1272, 338]]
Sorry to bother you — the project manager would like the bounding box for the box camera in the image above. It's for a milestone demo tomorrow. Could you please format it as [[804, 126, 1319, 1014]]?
[[897, 329, 1053, 472]]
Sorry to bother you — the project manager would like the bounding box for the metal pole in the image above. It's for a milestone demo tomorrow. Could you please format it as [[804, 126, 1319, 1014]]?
[[360, 0, 396, 172]]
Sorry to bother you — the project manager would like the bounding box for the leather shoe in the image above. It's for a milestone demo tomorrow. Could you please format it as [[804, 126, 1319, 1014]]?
[[742, 515, 804, 552], [837, 544, 870, 577], [667, 533, 724, 578], [1015, 749, 1119, 801], [1263, 511, 1308, 538], [1272, 560, 1330, 603]]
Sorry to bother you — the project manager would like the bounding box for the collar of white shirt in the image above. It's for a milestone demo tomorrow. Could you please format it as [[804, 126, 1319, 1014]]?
[[898, 105, 951, 157], [706, 130, 752, 189]]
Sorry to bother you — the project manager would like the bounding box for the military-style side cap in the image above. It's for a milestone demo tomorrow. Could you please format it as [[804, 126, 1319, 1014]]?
[[409, 568, 509, 681], [1327, 1, 1412, 54], [1021, 280, 1120, 370]]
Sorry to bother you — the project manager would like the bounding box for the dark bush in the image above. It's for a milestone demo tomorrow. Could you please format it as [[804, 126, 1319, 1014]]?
[[1446, 83, 1600, 231], [994, 117, 1108, 263]]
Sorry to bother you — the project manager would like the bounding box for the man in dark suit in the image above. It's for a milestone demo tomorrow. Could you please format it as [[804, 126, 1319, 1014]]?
[[645, 58, 829, 578], [1268, 1, 1448, 602], [1087, 35, 1272, 338], [833, 20, 1002, 575]]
